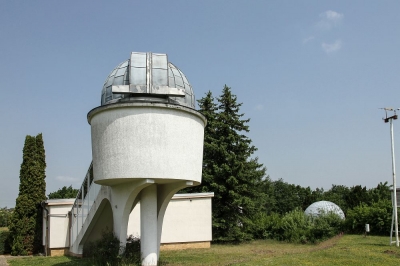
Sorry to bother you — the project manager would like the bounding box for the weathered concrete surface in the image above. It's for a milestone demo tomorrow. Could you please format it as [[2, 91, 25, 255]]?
[[88, 103, 206, 186]]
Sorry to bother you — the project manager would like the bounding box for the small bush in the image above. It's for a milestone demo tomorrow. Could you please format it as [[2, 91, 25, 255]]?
[[251, 209, 344, 244], [83, 230, 142, 266], [280, 209, 312, 243], [249, 212, 278, 239], [0, 229, 11, 254], [83, 230, 121, 266], [308, 212, 344, 243], [345, 199, 392, 235], [122, 235, 141, 265]]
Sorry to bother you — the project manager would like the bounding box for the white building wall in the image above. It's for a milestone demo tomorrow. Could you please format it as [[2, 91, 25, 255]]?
[[127, 193, 213, 243], [45, 200, 74, 249], [44, 193, 213, 252]]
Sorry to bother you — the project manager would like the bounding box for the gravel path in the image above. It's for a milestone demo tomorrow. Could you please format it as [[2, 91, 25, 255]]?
[[0, 256, 9, 266], [0, 255, 32, 266]]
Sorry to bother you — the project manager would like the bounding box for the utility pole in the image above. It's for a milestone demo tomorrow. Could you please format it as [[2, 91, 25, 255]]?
[[382, 107, 399, 247]]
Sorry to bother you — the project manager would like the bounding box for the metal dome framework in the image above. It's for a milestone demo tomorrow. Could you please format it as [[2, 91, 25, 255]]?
[[101, 52, 195, 108]]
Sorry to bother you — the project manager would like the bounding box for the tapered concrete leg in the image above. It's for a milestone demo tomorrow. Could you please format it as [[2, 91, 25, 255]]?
[[141, 184, 158, 266], [156, 181, 193, 260], [110, 180, 154, 254]]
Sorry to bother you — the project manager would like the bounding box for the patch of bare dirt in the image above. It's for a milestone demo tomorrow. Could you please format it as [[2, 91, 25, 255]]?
[[383, 250, 396, 254]]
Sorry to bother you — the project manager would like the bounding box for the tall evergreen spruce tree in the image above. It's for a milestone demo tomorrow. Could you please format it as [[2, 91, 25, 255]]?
[[10, 134, 46, 255], [213, 85, 267, 241], [188, 86, 267, 242], [184, 91, 219, 194]]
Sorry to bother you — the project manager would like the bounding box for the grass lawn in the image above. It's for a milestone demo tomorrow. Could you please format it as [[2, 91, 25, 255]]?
[[7, 235, 400, 266]]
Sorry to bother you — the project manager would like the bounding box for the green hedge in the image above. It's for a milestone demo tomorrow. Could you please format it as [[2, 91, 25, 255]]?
[[250, 209, 344, 244], [0, 229, 11, 255], [345, 199, 392, 235]]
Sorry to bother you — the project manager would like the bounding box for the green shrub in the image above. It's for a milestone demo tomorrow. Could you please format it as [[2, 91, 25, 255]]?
[[308, 212, 344, 243], [279, 208, 312, 243], [250, 212, 285, 241], [251, 209, 344, 244], [249, 212, 279, 239], [83, 230, 142, 266], [83, 230, 121, 266], [123, 235, 141, 265], [0, 229, 11, 255], [345, 199, 392, 235]]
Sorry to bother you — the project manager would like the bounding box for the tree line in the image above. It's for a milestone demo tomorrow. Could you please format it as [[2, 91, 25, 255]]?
[[265, 180, 391, 216], [0, 208, 13, 228]]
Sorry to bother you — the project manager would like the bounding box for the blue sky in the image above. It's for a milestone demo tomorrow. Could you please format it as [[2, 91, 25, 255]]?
[[1, 1, 400, 207]]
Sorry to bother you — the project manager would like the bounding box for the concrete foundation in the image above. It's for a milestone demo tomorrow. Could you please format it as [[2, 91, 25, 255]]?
[[160, 241, 211, 251]]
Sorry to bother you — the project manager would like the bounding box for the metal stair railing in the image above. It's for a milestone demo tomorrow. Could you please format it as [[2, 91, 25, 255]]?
[[70, 162, 101, 247]]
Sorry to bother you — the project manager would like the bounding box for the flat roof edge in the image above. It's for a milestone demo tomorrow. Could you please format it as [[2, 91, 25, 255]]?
[[43, 192, 214, 206], [44, 199, 76, 206], [172, 192, 214, 199]]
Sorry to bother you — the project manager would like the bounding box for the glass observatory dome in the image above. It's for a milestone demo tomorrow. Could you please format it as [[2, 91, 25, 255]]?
[[304, 201, 345, 219], [101, 52, 195, 108]]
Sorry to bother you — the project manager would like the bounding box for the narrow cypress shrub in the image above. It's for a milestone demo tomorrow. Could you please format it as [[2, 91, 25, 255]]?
[[9, 134, 46, 255], [33, 133, 46, 253]]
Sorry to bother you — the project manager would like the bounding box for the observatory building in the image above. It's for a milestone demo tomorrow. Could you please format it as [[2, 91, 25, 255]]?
[[304, 201, 345, 219], [61, 52, 207, 265]]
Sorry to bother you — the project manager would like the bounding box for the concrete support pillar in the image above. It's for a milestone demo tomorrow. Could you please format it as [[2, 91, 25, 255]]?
[[141, 184, 158, 266], [155, 181, 193, 260], [110, 179, 154, 253]]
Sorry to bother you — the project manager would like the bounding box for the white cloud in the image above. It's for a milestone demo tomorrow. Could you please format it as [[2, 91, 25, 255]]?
[[254, 104, 264, 111], [324, 10, 344, 22], [303, 36, 315, 44], [56, 175, 79, 183], [316, 10, 344, 30], [322, 40, 342, 53], [302, 10, 344, 49]]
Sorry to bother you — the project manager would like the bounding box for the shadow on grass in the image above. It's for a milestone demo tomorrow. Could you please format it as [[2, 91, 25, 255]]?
[[51, 257, 91, 266], [362, 242, 391, 247]]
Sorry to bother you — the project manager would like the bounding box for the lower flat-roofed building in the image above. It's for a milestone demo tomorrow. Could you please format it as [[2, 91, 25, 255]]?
[[42, 192, 213, 256]]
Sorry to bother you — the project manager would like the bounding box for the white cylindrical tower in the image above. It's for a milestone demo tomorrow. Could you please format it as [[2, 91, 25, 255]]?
[[87, 52, 206, 265], [88, 103, 205, 186]]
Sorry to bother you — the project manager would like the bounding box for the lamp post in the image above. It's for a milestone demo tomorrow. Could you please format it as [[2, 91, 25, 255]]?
[[382, 107, 399, 247]]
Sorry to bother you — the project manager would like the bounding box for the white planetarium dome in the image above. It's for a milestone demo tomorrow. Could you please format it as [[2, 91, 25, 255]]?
[[304, 201, 345, 219]]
